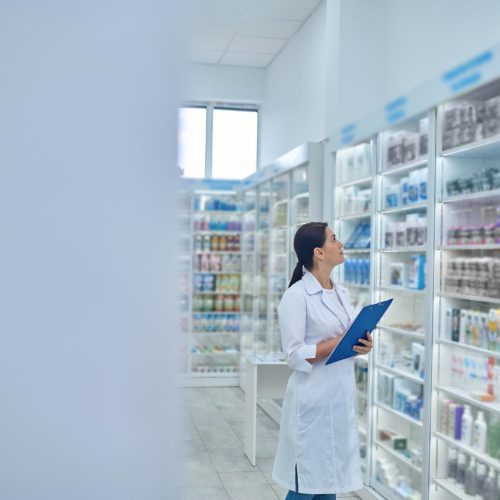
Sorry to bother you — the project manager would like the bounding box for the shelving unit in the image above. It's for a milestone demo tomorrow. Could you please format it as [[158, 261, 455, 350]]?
[[238, 143, 323, 367], [179, 180, 243, 386], [332, 140, 375, 483], [370, 112, 435, 500], [431, 78, 500, 499]]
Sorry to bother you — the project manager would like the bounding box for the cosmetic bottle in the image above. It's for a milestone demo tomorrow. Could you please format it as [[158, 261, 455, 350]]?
[[464, 457, 477, 496], [456, 451, 466, 485], [472, 411, 488, 453], [461, 405, 473, 446], [476, 461, 487, 495], [447, 446, 457, 481], [481, 467, 497, 500]]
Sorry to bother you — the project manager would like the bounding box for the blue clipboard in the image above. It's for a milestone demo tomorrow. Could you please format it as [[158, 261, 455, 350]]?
[[326, 298, 393, 364]]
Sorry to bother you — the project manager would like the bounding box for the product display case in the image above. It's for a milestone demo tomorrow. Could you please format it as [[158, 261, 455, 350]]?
[[332, 140, 375, 481], [178, 180, 242, 386], [239, 143, 324, 364], [371, 113, 435, 500], [431, 80, 500, 500]]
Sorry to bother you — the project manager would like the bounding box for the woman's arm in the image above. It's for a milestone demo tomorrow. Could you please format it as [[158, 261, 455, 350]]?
[[306, 331, 373, 363], [306, 336, 342, 363]]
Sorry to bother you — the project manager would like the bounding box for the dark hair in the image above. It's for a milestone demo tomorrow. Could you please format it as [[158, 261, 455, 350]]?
[[288, 222, 328, 288]]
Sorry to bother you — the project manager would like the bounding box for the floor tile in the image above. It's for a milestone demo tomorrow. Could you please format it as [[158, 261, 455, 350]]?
[[219, 471, 279, 500], [208, 448, 255, 473], [180, 486, 230, 500], [256, 458, 274, 483]]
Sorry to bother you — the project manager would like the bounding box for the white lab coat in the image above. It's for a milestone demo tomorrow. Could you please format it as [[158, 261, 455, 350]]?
[[272, 270, 363, 495]]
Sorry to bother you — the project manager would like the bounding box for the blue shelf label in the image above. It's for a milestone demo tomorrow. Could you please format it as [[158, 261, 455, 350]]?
[[340, 123, 356, 145], [442, 50, 493, 93], [385, 96, 407, 124]]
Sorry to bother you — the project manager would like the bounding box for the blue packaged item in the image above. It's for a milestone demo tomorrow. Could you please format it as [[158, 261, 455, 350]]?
[[400, 177, 409, 206], [419, 168, 428, 201], [408, 254, 426, 289], [408, 171, 419, 204]]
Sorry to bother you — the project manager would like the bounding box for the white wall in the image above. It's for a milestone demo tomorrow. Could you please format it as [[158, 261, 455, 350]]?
[[328, 0, 500, 135], [0, 2, 180, 498], [183, 63, 265, 104], [259, 1, 327, 166]]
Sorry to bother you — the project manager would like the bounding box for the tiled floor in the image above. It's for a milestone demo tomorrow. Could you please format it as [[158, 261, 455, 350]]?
[[179, 387, 359, 500]]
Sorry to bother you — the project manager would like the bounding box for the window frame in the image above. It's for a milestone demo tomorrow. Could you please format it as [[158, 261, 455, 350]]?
[[180, 102, 259, 179]]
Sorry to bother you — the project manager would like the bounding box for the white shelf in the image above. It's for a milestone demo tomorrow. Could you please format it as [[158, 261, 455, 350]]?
[[336, 175, 372, 189], [378, 324, 425, 339], [193, 331, 240, 336], [292, 192, 309, 201], [358, 423, 367, 437], [440, 134, 500, 158], [441, 187, 500, 204], [339, 282, 370, 289], [439, 292, 500, 305], [379, 246, 427, 253], [437, 338, 500, 360], [191, 351, 239, 356], [193, 311, 241, 316], [439, 244, 500, 251], [435, 431, 500, 472], [436, 386, 500, 415], [194, 251, 240, 255], [374, 439, 422, 473], [193, 292, 240, 295], [379, 200, 427, 215], [193, 271, 241, 275], [338, 212, 371, 221], [380, 286, 426, 296], [433, 478, 470, 499], [343, 248, 371, 253], [380, 157, 428, 176], [375, 363, 424, 385], [194, 210, 239, 215], [375, 402, 424, 428], [195, 230, 241, 235]]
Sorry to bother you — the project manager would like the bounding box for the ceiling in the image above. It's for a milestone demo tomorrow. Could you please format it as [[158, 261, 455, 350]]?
[[186, 0, 322, 68]]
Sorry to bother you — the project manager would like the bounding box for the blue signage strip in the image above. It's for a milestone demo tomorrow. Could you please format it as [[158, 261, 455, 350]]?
[[450, 71, 482, 93], [385, 96, 407, 113], [442, 50, 493, 82]]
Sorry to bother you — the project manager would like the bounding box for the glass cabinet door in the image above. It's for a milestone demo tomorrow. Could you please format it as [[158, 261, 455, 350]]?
[[372, 114, 432, 500], [254, 182, 271, 358], [269, 173, 291, 358], [290, 166, 309, 275], [240, 188, 257, 380]]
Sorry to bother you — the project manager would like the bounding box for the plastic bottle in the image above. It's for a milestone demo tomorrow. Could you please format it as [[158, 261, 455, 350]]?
[[489, 414, 500, 459], [461, 405, 473, 446], [473, 411, 488, 453], [447, 446, 457, 481], [476, 461, 487, 495], [464, 457, 477, 496], [481, 467, 497, 500], [456, 451, 467, 485]]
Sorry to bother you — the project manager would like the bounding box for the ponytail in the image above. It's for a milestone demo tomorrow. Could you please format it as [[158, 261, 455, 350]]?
[[287, 222, 328, 288], [288, 261, 304, 288]]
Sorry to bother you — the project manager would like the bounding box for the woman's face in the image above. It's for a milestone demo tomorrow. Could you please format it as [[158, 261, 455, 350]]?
[[320, 227, 344, 268]]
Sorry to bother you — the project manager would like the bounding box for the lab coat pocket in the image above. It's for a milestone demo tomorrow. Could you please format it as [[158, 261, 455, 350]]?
[[296, 369, 328, 434]]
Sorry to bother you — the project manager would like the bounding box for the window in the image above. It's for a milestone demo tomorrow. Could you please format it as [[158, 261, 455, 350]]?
[[177, 107, 206, 178], [212, 108, 258, 180], [177, 104, 258, 180]]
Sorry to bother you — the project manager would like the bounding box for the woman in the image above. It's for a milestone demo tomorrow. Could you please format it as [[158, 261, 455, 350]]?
[[272, 222, 373, 500]]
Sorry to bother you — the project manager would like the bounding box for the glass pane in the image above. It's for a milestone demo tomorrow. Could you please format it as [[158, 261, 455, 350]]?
[[212, 109, 258, 180], [178, 107, 206, 178]]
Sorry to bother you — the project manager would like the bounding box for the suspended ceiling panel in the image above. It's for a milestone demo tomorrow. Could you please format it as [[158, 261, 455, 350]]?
[[187, 0, 322, 68]]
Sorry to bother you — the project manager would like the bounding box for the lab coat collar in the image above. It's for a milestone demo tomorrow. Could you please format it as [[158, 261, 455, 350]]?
[[302, 270, 323, 295], [302, 271, 354, 323]]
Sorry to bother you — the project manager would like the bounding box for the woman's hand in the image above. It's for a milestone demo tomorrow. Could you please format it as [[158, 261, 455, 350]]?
[[353, 331, 373, 355]]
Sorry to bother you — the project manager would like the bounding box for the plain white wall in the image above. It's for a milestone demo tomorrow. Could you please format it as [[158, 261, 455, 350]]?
[[328, 0, 500, 134], [259, 0, 500, 159], [0, 1, 180, 498], [183, 63, 265, 104], [259, 1, 327, 166]]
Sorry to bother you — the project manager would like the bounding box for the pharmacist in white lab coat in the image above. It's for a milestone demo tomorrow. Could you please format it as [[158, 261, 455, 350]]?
[[272, 222, 372, 499]]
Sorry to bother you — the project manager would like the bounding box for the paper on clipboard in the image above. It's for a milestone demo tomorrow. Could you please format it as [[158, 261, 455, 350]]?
[[326, 298, 393, 365]]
